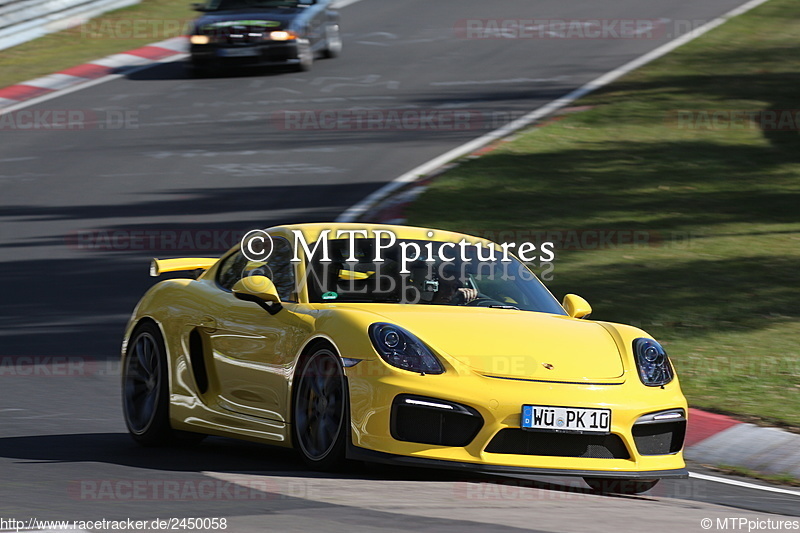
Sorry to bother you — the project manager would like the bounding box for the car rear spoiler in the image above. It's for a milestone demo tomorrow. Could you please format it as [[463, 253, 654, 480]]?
[[150, 257, 218, 277]]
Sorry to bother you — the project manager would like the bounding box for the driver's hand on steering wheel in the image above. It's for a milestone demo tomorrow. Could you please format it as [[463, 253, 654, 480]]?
[[456, 288, 478, 304]]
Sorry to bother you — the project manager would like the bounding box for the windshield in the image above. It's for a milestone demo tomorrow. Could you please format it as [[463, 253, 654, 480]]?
[[305, 239, 565, 314], [206, 0, 305, 10]]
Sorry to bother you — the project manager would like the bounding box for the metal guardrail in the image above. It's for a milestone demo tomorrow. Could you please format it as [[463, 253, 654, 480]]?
[[0, 0, 140, 50]]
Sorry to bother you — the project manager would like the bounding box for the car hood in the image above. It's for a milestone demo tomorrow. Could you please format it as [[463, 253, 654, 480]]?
[[194, 9, 301, 31], [339, 305, 626, 382]]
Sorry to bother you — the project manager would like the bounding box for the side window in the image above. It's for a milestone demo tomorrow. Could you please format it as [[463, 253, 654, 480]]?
[[216, 237, 297, 302], [245, 237, 296, 302], [217, 250, 248, 291]]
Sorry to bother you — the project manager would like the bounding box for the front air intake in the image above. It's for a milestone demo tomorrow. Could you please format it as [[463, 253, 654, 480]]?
[[632, 410, 686, 455], [391, 395, 483, 447], [485, 429, 630, 459]]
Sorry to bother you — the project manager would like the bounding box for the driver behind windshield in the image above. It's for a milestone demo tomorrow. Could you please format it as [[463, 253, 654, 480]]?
[[407, 261, 478, 306], [432, 276, 477, 305], [411, 261, 478, 305]]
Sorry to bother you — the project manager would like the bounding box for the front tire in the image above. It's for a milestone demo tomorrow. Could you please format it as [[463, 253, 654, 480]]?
[[292, 346, 348, 470], [295, 40, 314, 72], [584, 477, 659, 495], [186, 58, 215, 78]]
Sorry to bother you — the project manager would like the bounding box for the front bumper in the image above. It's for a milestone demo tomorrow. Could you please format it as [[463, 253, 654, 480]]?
[[189, 41, 301, 68], [347, 445, 688, 479], [345, 361, 688, 477]]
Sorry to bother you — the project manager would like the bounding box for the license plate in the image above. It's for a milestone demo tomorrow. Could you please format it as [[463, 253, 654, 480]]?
[[217, 48, 260, 57], [522, 405, 611, 434]]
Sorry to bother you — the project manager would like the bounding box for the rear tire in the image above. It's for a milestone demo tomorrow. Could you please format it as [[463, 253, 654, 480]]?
[[292, 346, 348, 470], [122, 322, 205, 446], [584, 477, 659, 495], [323, 23, 342, 59]]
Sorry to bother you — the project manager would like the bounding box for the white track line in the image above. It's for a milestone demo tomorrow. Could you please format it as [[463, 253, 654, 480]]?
[[690, 472, 800, 497], [336, 0, 774, 222]]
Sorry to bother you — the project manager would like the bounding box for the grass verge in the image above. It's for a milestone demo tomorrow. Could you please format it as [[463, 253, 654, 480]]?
[[0, 0, 191, 89], [407, 0, 800, 426]]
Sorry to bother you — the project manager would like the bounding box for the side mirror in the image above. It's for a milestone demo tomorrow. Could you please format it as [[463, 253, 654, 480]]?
[[562, 294, 592, 319], [233, 275, 283, 314], [191, 3, 208, 11]]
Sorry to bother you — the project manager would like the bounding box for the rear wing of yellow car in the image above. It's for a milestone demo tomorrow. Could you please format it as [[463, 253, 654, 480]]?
[[150, 258, 218, 277]]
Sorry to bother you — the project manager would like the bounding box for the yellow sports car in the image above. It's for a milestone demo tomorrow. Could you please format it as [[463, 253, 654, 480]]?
[[121, 223, 687, 494]]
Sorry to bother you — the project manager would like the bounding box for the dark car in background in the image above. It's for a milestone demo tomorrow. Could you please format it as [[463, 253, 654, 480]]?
[[187, 0, 340, 74]]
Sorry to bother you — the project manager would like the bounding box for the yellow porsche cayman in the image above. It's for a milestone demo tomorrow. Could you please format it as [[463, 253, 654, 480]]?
[[121, 223, 688, 494]]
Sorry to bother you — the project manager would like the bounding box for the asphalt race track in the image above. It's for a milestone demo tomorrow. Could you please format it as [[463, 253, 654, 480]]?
[[1, 0, 799, 531]]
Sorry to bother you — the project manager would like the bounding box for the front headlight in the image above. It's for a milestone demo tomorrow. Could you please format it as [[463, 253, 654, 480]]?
[[268, 30, 297, 41], [190, 35, 210, 45], [369, 323, 444, 375], [633, 338, 674, 386]]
